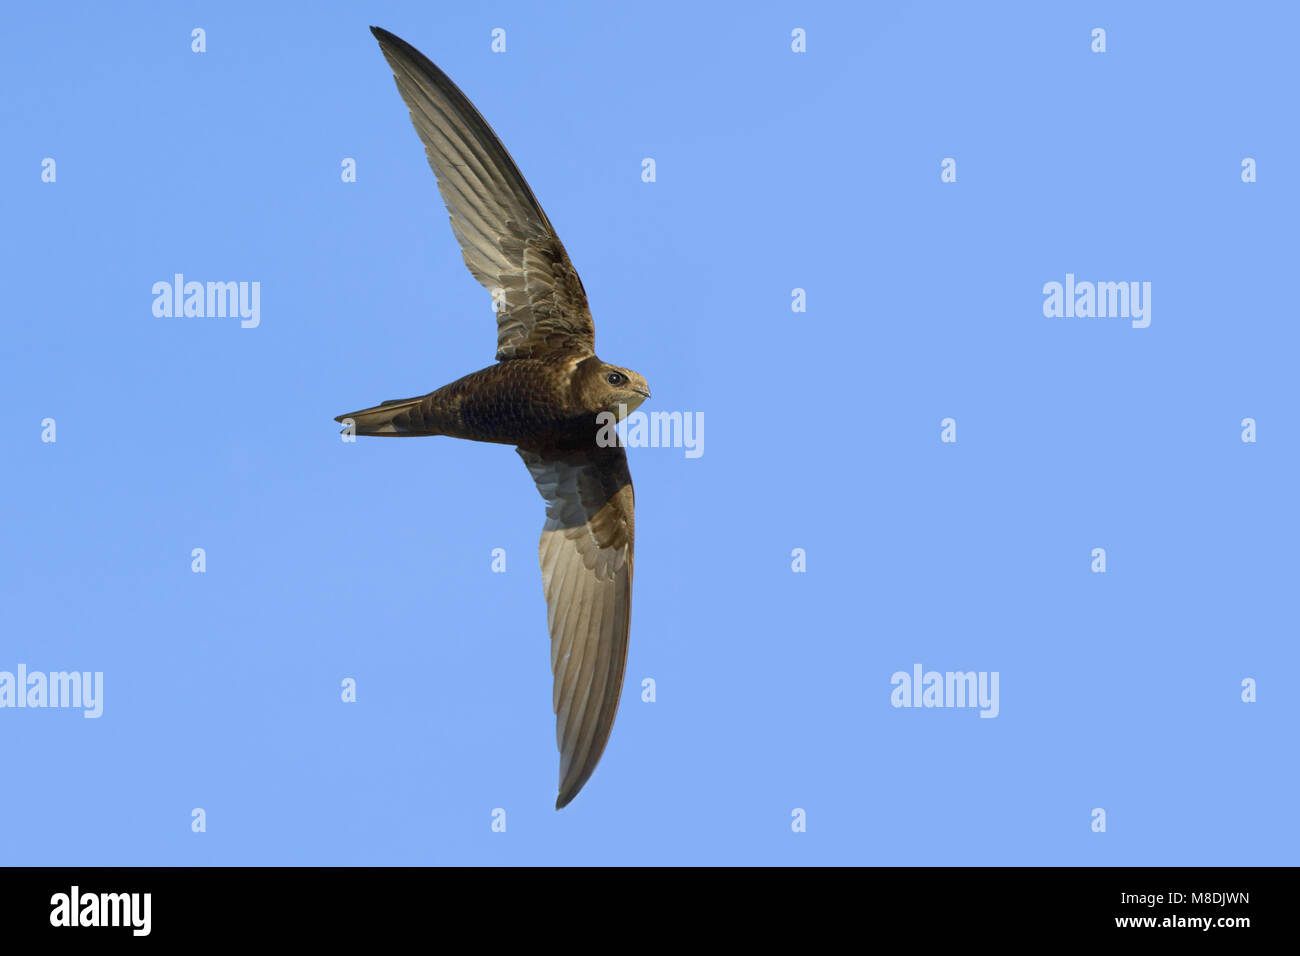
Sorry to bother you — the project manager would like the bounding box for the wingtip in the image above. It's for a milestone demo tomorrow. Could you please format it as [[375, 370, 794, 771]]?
[[555, 791, 575, 811]]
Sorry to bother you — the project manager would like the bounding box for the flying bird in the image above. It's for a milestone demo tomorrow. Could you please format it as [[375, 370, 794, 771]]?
[[336, 26, 650, 809]]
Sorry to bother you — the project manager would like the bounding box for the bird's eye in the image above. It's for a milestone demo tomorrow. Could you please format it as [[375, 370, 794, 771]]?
[[606, 372, 625, 386]]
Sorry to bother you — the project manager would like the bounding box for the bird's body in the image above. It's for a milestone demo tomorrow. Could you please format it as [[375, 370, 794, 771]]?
[[342, 352, 642, 449], [336, 27, 649, 809]]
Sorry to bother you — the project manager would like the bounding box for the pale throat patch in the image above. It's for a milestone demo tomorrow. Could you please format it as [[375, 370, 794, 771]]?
[[612, 396, 646, 420]]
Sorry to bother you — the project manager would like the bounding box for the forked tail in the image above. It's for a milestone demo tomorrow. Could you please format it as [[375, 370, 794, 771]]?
[[334, 395, 441, 436]]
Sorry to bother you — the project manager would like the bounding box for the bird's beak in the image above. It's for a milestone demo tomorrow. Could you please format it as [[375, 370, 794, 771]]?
[[633, 387, 651, 399]]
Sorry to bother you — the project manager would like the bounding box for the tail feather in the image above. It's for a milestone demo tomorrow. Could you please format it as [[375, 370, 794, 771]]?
[[335, 395, 442, 436]]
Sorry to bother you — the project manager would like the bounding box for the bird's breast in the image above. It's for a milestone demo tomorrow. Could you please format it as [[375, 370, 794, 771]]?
[[429, 357, 597, 446]]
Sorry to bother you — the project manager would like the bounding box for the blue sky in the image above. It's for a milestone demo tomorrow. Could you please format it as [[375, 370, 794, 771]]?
[[1, 1, 1295, 865]]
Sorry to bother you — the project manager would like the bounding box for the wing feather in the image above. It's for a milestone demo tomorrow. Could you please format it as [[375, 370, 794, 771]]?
[[518, 445, 634, 808], [371, 27, 595, 360]]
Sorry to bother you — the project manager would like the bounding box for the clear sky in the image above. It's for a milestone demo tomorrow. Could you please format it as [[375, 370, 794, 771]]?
[[1, 1, 1295, 865]]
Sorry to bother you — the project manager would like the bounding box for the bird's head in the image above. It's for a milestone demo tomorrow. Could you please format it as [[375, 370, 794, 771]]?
[[583, 360, 651, 420]]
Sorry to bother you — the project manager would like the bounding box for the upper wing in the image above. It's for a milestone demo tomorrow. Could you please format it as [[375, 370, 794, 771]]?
[[517, 444, 634, 809], [371, 26, 595, 360]]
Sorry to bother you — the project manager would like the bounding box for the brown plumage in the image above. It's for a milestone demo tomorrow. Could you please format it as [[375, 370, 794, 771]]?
[[335, 27, 650, 809]]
